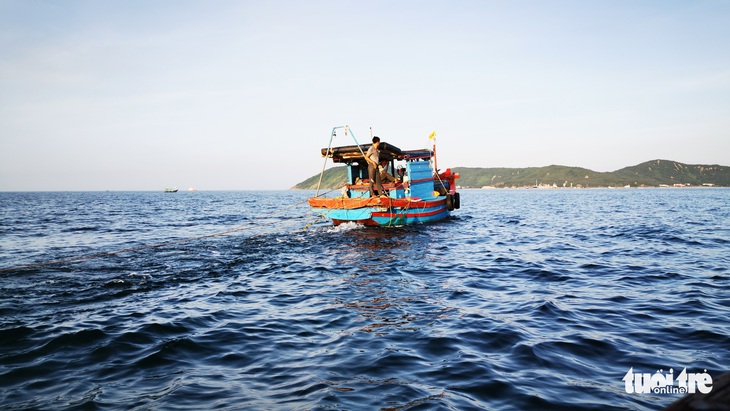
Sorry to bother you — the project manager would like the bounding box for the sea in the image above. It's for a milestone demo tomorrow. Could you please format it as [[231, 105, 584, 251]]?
[[0, 188, 728, 411]]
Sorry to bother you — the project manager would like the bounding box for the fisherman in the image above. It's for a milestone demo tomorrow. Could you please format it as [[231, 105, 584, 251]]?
[[379, 160, 397, 184], [396, 165, 407, 183], [366, 136, 385, 197]]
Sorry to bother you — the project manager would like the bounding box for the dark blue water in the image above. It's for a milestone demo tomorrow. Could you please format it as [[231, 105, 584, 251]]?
[[1, 189, 728, 410]]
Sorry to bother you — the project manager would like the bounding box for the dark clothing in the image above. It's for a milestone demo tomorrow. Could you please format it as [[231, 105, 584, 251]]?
[[368, 162, 384, 197]]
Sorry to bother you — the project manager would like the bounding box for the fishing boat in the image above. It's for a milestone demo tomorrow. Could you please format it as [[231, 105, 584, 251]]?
[[164, 188, 178, 193], [308, 126, 460, 227]]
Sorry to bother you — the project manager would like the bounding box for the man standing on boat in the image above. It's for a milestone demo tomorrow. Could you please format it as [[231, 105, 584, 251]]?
[[366, 136, 385, 197]]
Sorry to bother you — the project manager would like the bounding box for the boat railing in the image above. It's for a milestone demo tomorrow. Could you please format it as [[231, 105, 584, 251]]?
[[346, 181, 408, 199]]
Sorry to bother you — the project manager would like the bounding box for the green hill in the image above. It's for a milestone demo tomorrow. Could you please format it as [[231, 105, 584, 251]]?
[[294, 167, 348, 190], [293, 160, 730, 189], [611, 160, 730, 187], [452, 165, 602, 188]]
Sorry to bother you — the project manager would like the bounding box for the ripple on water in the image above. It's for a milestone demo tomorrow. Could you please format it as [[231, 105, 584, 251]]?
[[0, 190, 729, 410]]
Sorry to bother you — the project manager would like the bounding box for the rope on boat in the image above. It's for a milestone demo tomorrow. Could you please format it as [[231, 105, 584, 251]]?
[[304, 213, 327, 229], [388, 196, 415, 227], [0, 189, 341, 273]]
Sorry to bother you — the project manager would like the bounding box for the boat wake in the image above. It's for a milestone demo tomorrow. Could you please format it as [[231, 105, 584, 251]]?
[[329, 221, 363, 232]]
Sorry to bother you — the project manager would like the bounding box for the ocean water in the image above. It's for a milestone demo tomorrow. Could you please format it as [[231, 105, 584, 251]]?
[[0, 189, 728, 410]]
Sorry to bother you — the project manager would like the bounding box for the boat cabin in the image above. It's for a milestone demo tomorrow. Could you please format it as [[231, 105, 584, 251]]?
[[322, 143, 447, 200]]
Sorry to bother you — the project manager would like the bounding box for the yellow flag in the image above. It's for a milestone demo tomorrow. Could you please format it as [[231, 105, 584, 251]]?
[[428, 130, 436, 140]]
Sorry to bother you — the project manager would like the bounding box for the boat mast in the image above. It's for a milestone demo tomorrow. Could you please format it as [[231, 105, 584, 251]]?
[[315, 125, 368, 196], [316, 126, 340, 196], [429, 131, 437, 172]]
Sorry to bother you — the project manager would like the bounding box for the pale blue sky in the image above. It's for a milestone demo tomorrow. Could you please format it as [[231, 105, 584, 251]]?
[[1, 0, 729, 190]]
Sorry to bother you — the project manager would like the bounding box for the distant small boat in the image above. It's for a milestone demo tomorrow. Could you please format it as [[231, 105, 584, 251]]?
[[164, 188, 178, 193], [308, 125, 460, 227]]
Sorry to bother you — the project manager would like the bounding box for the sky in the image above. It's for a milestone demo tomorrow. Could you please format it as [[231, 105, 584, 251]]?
[[1, 0, 729, 191]]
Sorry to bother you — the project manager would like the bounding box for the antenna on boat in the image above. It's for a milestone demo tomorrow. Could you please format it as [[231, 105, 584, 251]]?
[[316, 126, 341, 196], [370, 127, 373, 139], [315, 125, 368, 197]]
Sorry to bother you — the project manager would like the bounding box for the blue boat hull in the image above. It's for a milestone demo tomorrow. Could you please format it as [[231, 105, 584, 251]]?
[[311, 197, 451, 227]]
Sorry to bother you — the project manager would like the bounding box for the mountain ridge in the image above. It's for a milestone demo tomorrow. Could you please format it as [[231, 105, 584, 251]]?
[[292, 159, 730, 189]]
